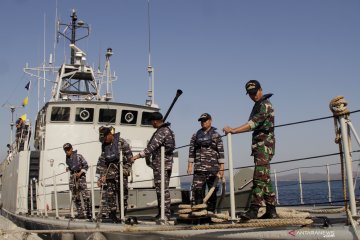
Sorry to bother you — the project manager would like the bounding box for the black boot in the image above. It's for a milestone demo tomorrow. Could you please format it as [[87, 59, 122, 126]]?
[[259, 205, 278, 219], [86, 203, 92, 220], [240, 205, 260, 221], [109, 210, 120, 223], [194, 189, 204, 205], [207, 191, 217, 214]]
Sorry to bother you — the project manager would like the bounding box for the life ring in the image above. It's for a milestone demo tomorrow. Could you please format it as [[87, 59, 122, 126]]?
[[124, 112, 134, 123], [79, 109, 90, 121]]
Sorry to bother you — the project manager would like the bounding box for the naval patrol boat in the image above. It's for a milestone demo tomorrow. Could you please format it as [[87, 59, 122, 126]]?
[[0, 7, 185, 225]]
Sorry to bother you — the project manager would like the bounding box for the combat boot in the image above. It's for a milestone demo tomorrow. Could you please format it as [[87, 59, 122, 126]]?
[[259, 205, 278, 219], [206, 191, 217, 213], [240, 205, 260, 221], [109, 210, 120, 223], [86, 211, 93, 221], [194, 189, 204, 205]]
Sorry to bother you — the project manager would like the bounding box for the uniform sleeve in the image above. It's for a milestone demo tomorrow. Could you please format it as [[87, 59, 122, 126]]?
[[248, 102, 271, 130], [188, 134, 196, 163], [95, 156, 106, 178], [140, 130, 165, 157], [215, 133, 225, 164], [120, 138, 133, 168], [78, 154, 88, 173]]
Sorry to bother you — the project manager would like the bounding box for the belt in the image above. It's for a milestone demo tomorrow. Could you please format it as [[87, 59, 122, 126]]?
[[70, 170, 81, 174]]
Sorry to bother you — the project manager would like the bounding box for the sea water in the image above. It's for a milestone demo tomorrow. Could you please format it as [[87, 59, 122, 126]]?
[[182, 179, 360, 206]]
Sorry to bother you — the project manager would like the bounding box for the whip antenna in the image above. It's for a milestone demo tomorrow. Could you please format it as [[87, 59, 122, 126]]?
[[145, 0, 157, 107]]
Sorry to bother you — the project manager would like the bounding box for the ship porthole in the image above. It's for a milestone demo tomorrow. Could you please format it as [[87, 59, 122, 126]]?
[[80, 109, 90, 121], [124, 112, 134, 123]]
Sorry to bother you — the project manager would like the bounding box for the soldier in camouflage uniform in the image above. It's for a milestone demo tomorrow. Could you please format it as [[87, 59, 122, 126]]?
[[15, 118, 25, 151], [132, 112, 175, 220], [223, 80, 277, 220], [187, 113, 224, 213], [63, 143, 92, 220], [96, 127, 133, 223]]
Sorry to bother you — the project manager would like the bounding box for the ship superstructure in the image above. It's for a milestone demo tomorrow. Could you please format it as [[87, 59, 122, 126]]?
[[1, 9, 181, 215]]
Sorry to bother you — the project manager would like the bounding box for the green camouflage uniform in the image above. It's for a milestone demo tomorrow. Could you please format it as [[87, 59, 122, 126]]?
[[248, 93, 276, 207]]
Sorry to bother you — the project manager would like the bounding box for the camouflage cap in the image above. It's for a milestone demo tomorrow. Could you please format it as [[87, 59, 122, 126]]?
[[245, 80, 261, 95]]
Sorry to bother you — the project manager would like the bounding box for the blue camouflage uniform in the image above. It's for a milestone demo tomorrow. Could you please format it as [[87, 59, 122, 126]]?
[[66, 150, 91, 217], [96, 132, 133, 215], [139, 122, 175, 218], [188, 126, 224, 212]]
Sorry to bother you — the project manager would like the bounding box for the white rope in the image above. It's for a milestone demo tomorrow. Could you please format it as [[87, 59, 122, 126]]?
[[347, 209, 360, 240]]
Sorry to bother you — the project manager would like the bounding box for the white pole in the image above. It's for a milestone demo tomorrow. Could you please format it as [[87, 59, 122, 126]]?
[[339, 116, 357, 216], [160, 146, 165, 222], [298, 168, 304, 205], [90, 165, 95, 219], [119, 149, 125, 222], [347, 121, 360, 148], [30, 179, 34, 215], [43, 13, 46, 104], [152, 70, 155, 105], [53, 169, 59, 219], [35, 179, 41, 215], [273, 169, 280, 205], [43, 180, 48, 217], [226, 133, 236, 222], [326, 164, 332, 203], [68, 172, 74, 218]]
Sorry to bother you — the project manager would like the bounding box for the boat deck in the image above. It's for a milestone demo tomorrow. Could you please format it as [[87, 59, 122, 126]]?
[[2, 205, 360, 240]]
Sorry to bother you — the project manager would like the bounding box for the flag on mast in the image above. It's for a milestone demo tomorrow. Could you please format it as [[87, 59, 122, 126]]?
[[22, 96, 29, 107], [25, 81, 31, 91]]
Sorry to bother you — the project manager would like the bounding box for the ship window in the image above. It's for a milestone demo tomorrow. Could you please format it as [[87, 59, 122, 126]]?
[[99, 109, 116, 123], [141, 111, 153, 126], [121, 110, 138, 125], [50, 107, 70, 122], [75, 107, 94, 122]]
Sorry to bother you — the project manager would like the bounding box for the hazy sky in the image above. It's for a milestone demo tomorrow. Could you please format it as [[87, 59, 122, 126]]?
[[1, 0, 360, 179]]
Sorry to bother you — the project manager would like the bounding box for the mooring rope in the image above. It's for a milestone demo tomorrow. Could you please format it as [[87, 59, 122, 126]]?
[[295, 207, 345, 214], [191, 218, 313, 230], [329, 96, 351, 223], [347, 209, 360, 240]]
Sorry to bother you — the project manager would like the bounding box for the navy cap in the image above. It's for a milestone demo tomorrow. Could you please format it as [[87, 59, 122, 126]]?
[[149, 112, 163, 121], [198, 113, 212, 122], [63, 143, 72, 150], [245, 80, 261, 95], [99, 126, 115, 142], [99, 127, 112, 136]]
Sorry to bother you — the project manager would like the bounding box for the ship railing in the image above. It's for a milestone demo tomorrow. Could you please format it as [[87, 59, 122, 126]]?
[[23, 109, 360, 221], [31, 150, 360, 220]]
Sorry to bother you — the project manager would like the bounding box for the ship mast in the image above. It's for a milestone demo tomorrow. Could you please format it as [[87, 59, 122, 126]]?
[[49, 9, 101, 101], [104, 48, 114, 101], [58, 10, 90, 64]]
